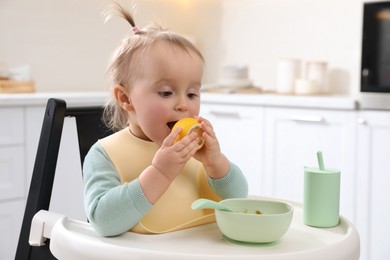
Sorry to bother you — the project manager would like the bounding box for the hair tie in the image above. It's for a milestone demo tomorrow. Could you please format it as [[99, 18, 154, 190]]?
[[132, 26, 140, 34]]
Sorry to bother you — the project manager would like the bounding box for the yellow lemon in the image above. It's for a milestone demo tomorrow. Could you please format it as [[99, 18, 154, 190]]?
[[172, 118, 205, 149]]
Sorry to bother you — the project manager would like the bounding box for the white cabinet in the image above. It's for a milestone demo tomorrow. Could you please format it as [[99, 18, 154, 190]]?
[[0, 94, 106, 259], [0, 108, 25, 201], [200, 104, 264, 195], [0, 146, 25, 201], [0, 107, 26, 260], [0, 105, 88, 260], [263, 107, 356, 221], [0, 107, 24, 145], [355, 111, 390, 260], [0, 200, 24, 260]]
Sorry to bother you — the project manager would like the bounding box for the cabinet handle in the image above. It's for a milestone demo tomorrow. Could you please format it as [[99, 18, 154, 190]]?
[[289, 115, 324, 123], [209, 111, 240, 118]]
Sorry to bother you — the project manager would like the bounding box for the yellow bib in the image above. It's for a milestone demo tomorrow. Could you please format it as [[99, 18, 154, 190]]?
[[99, 128, 221, 234]]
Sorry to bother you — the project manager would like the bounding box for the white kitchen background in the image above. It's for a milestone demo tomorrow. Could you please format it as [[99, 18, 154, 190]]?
[[1, 0, 385, 259], [1, 0, 362, 96]]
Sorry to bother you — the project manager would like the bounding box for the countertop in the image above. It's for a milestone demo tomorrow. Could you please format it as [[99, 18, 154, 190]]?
[[0, 92, 108, 107], [201, 93, 357, 110], [0, 92, 358, 110]]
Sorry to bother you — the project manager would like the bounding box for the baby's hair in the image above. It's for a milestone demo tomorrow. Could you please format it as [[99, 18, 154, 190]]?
[[103, 2, 137, 32], [102, 2, 204, 131]]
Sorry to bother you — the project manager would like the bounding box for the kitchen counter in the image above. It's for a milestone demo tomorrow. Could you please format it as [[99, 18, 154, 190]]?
[[0, 92, 358, 110], [0, 92, 108, 107], [201, 93, 357, 110]]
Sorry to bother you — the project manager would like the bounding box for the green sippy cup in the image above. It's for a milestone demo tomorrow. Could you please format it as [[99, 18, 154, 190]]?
[[303, 151, 340, 227]]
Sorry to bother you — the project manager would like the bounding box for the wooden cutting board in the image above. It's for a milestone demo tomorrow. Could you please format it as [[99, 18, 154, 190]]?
[[0, 80, 35, 93]]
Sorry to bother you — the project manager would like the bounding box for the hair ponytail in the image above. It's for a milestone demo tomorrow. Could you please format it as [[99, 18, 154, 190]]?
[[103, 2, 139, 33]]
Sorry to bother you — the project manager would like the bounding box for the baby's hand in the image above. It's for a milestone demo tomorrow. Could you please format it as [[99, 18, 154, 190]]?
[[152, 127, 200, 182], [193, 117, 230, 179]]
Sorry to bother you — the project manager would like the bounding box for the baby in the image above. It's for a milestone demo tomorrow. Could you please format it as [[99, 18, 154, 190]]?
[[83, 2, 248, 236]]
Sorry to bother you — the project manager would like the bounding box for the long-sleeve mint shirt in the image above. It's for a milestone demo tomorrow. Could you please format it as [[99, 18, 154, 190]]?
[[83, 142, 248, 237]]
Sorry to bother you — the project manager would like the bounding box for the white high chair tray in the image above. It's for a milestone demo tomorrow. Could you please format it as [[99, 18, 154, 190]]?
[[43, 199, 359, 260]]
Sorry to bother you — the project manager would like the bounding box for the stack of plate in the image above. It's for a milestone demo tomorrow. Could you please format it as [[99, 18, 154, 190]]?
[[218, 65, 252, 88]]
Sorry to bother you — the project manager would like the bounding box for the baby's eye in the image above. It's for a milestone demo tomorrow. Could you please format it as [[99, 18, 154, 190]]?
[[188, 93, 199, 99], [158, 91, 173, 97]]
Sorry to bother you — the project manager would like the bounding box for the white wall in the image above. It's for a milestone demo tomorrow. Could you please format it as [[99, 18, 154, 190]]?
[[1, 0, 116, 92], [0, 0, 204, 92], [212, 0, 364, 96], [0, 0, 365, 95]]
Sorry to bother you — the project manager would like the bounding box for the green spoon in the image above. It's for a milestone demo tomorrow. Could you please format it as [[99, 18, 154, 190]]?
[[191, 198, 235, 212]]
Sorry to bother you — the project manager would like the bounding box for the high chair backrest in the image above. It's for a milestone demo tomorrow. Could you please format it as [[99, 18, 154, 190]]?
[[15, 98, 113, 260]]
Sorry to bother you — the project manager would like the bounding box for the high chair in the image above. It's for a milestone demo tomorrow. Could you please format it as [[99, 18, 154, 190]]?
[[15, 98, 112, 260]]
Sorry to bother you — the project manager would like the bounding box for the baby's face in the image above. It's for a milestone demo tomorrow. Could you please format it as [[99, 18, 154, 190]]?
[[127, 41, 204, 145]]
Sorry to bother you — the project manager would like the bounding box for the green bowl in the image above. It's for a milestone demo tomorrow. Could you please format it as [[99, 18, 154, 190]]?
[[215, 198, 294, 243]]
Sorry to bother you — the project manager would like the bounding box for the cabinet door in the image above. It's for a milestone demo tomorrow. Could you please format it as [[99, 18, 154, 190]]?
[[0, 200, 24, 260], [263, 107, 356, 220], [200, 104, 264, 195], [0, 108, 24, 145], [356, 111, 390, 260], [0, 107, 25, 200], [0, 146, 25, 200]]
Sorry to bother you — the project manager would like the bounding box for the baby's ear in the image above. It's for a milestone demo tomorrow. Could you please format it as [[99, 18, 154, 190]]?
[[114, 85, 133, 111]]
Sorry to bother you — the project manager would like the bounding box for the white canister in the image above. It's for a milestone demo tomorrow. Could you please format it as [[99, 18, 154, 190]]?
[[276, 59, 301, 94], [294, 78, 319, 95], [305, 61, 328, 94]]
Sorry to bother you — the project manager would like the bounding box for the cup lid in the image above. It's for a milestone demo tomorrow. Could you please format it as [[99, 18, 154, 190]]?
[[304, 166, 340, 174]]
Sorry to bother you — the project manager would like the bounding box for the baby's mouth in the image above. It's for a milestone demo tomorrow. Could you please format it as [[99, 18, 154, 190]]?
[[167, 121, 178, 130]]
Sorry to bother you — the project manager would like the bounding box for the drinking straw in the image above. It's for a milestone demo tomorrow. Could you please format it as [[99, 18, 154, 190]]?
[[317, 151, 325, 170]]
